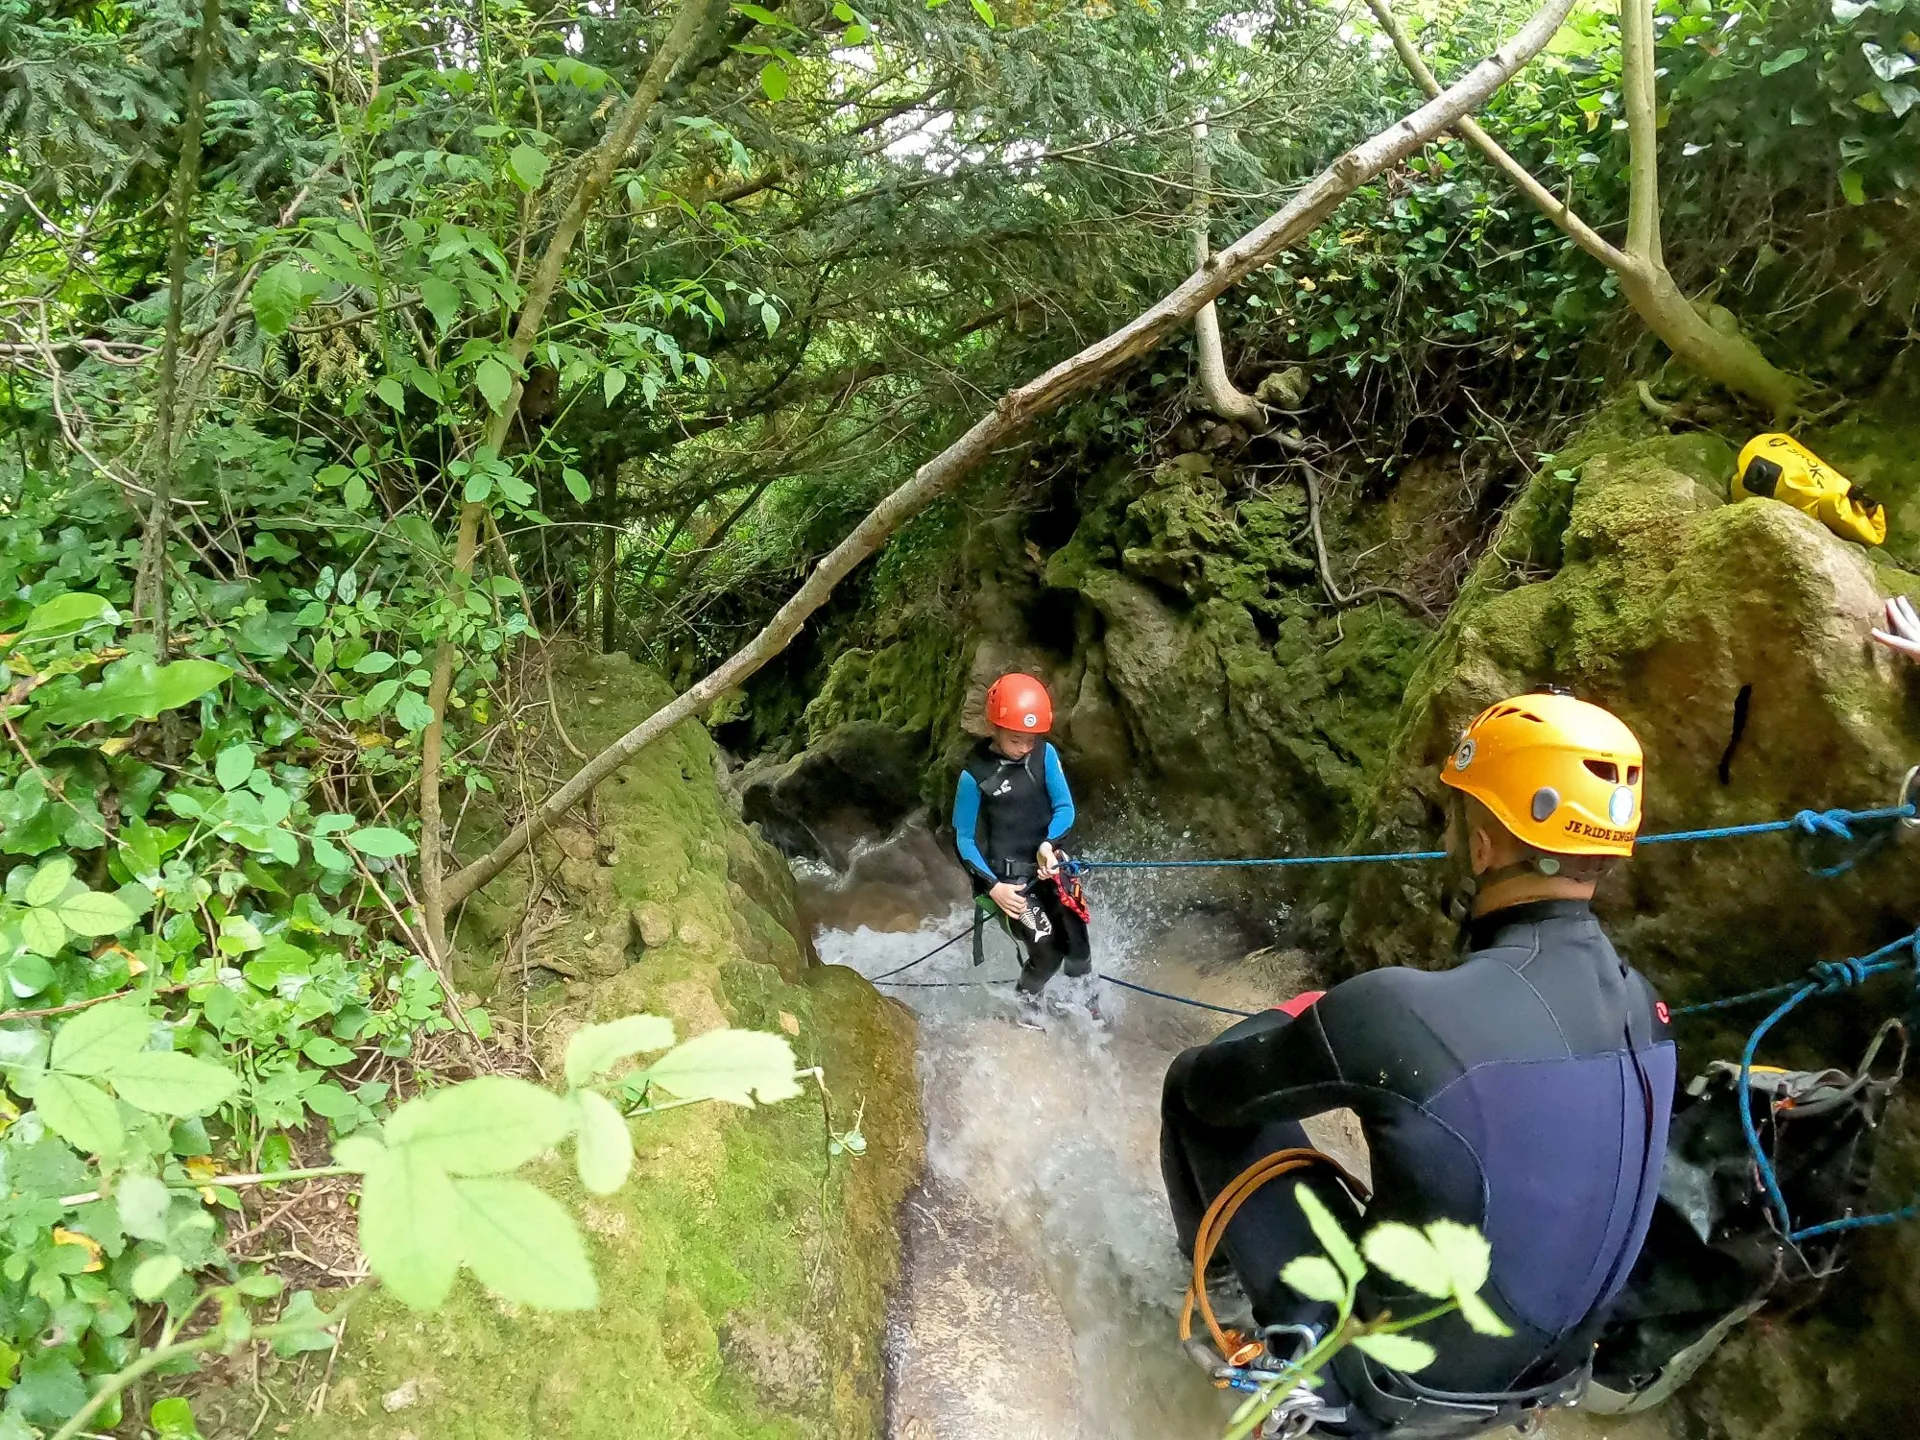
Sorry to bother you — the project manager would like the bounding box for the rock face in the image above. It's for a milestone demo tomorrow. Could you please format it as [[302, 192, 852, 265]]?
[[1329, 407, 1920, 1440], [282, 652, 922, 1440], [737, 720, 924, 868], [1333, 412, 1919, 1001]]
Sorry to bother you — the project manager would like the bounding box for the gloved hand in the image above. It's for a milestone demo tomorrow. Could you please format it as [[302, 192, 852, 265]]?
[[989, 881, 1028, 919], [1874, 596, 1919, 661]]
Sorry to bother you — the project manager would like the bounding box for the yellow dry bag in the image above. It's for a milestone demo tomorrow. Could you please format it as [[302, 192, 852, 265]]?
[[1734, 433, 1887, 548]]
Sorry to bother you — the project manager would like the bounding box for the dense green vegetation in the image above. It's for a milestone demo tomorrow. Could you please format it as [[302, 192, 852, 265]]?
[[0, 0, 1915, 1429]]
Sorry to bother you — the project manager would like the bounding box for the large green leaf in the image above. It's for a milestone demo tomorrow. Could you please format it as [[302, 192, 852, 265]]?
[[57, 888, 138, 937], [1423, 1219, 1492, 1296], [116, 1173, 173, 1240], [1294, 1182, 1365, 1285], [455, 1177, 598, 1310], [384, 1075, 574, 1174], [19, 908, 67, 957], [131, 1254, 185, 1302], [1279, 1255, 1348, 1305], [642, 1029, 801, 1106], [344, 827, 416, 858], [251, 261, 307, 336], [35, 1073, 124, 1156], [1361, 1223, 1451, 1299], [106, 1051, 241, 1115], [35, 658, 232, 728], [358, 1144, 463, 1308], [23, 855, 74, 908], [18, 592, 117, 642], [475, 357, 514, 413], [564, 1014, 676, 1088], [420, 274, 461, 334], [1351, 1332, 1437, 1372], [573, 1089, 633, 1195], [48, 999, 150, 1077], [507, 143, 550, 191]]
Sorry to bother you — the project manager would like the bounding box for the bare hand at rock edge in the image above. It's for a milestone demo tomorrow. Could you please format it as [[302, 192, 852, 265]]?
[[1874, 596, 1920, 661]]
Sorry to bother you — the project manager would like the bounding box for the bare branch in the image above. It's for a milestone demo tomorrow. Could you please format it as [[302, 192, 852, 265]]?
[[443, 0, 1583, 906]]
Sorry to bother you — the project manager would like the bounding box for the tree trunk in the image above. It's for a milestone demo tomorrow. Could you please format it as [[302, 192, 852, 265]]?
[[439, 0, 1583, 909], [1190, 117, 1266, 428]]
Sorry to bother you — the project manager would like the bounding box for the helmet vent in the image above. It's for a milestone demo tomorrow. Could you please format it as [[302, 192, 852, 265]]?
[[1583, 760, 1620, 783], [1627, 765, 1642, 784], [1531, 787, 1560, 822]]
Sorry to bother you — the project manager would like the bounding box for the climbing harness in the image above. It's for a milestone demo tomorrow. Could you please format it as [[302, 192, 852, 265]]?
[[1179, 1148, 1370, 1367]]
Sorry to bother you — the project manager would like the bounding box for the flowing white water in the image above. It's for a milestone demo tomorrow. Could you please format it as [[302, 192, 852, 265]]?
[[811, 831, 1675, 1440]]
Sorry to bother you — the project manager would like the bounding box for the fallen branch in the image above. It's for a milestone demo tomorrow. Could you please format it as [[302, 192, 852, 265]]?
[[1300, 458, 1436, 618], [440, 0, 1579, 908]]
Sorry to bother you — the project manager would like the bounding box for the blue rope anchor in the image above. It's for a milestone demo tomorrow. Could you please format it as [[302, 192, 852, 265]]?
[[1734, 929, 1920, 1243]]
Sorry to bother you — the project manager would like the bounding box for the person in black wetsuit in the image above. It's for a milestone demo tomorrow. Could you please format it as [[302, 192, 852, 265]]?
[[1161, 693, 1675, 1435], [951, 673, 1091, 1022]]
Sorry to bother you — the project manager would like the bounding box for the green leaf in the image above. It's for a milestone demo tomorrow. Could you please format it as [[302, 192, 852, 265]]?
[[215, 744, 256, 790], [20, 592, 117, 642], [20, 908, 67, 956], [252, 261, 307, 337], [1351, 1332, 1437, 1372], [35, 657, 232, 727], [420, 274, 462, 334], [1759, 46, 1808, 75], [574, 1089, 633, 1195], [1280, 1254, 1349, 1305], [116, 1174, 173, 1240], [303, 1036, 355, 1066], [1423, 1219, 1491, 1296], [270, 1292, 340, 1355], [35, 1073, 124, 1155], [760, 60, 790, 101], [352, 651, 397, 674], [150, 1396, 203, 1439], [333, 1133, 385, 1172], [508, 143, 551, 191], [475, 356, 514, 413], [1294, 1183, 1365, 1285], [1839, 167, 1867, 205], [106, 1052, 241, 1115], [394, 689, 434, 732], [385, 1075, 574, 1174], [8, 953, 54, 994], [131, 1254, 185, 1301], [345, 826, 416, 858], [455, 1177, 599, 1309], [375, 376, 408, 411], [24, 855, 74, 908], [761, 300, 780, 337], [564, 1014, 676, 1087], [970, 0, 995, 25], [50, 999, 150, 1076], [57, 888, 138, 936], [734, 1, 799, 29], [1362, 1223, 1452, 1299], [603, 367, 628, 406], [1455, 1288, 1513, 1337], [358, 1144, 463, 1308], [563, 467, 592, 503], [641, 1029, 801, 1106]]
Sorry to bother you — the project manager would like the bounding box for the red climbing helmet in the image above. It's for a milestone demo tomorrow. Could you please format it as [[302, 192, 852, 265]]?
[[985, 673, 1053, 733]]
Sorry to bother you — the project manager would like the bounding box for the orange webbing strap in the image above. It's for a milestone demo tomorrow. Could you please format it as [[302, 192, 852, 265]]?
[[1179, 1148, 1371, 1364]]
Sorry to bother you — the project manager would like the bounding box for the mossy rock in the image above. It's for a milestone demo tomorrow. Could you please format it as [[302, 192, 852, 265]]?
[[1336, 417, 1919, 998], [269, 651, 921, 1440]]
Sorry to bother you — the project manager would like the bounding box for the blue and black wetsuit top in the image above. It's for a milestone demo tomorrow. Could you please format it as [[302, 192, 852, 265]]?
[[1180, 899, 1675, 1392], [952, 738, 1075, 887]]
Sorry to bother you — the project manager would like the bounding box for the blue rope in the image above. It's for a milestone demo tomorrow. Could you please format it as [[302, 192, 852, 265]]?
[[1079, 801, 1915, 872], [1731, 929, 1920, 1242]]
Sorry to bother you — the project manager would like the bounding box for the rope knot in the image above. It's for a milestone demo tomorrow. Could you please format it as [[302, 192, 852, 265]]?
[[1794, 808, 1856, 841], [1812, 957, 1871, 991]]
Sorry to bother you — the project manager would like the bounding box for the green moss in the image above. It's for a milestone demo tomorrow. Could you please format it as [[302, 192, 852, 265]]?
[[270, 650, 920, 1440]]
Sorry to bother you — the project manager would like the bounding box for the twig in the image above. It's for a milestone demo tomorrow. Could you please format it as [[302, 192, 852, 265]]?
[[0, 982, 193, 1024]]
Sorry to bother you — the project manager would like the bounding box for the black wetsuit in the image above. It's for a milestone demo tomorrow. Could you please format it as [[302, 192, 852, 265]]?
[[952, 739, 1090, 993], [1161, 899, 1674, 1411]]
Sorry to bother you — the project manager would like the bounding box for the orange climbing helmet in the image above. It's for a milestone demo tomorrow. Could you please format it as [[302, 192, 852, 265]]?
[[1440, 692, 1645, 856], [985, 673, 1053, 733]]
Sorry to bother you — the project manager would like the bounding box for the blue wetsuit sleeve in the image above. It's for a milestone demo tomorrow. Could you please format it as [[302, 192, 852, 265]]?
[[1042, 744, 1075, 841], [952, 771, 996, 882]]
